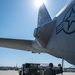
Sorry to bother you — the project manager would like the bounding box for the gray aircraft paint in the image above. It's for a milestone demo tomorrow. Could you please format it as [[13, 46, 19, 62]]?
[[0, 0, 75, 65]]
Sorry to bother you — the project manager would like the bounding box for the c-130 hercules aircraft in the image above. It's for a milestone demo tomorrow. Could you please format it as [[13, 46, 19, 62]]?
[[0, 0, 75, 65]]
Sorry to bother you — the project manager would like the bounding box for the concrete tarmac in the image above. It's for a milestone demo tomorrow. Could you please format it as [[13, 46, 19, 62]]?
[[0, 70, 75, 75], [0, 70, 19, 75]]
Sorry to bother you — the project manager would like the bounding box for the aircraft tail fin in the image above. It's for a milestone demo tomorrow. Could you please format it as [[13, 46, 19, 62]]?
[[38, 4, 52, 27]]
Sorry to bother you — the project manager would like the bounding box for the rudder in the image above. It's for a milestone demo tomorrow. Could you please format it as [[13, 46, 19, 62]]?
[[38, 4, 52, 27]]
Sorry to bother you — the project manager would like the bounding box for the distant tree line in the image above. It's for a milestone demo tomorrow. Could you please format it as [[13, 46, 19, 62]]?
[[0, 66, 19, 70]]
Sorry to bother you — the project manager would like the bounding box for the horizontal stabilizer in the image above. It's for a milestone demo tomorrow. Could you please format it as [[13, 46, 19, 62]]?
[[0, 38, 39, 53]]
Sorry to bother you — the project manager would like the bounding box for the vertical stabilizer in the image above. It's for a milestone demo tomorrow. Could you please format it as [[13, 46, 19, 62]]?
[[38, 4, 52, 27]]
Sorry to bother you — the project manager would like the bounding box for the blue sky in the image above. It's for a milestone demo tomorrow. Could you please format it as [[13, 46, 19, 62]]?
[[0, 0, 73, 67]]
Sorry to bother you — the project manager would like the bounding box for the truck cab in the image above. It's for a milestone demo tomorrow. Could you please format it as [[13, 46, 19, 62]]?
[[19, 63, 40, 75]]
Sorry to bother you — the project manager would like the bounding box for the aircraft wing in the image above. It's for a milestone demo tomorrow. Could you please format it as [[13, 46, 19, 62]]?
[[0, 38, 40, 53]]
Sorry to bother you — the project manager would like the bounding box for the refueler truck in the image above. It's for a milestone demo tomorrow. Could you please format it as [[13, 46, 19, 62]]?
[[19, 63, 41, 75]]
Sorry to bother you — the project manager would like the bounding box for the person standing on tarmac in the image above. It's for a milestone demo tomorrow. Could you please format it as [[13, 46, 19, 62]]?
[[57, 64, 63, 75], [44, 63, 56, 75]]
